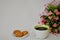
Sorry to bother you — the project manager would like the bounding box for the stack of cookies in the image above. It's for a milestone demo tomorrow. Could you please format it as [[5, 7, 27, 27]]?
[[13, 30, 28, 37]]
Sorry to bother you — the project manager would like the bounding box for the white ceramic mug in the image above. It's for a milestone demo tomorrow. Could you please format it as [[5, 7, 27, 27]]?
[[34, 24, 49, 39]]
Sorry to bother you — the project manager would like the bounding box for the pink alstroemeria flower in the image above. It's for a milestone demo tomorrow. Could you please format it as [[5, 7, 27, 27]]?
[[48, 11, 52, 15], [55, 12, 60, 15], [52, 23, 57, 27], [54, 9, 60, 15], [54, 9, 58, 13], [54, 16, 59, 21], [38, 16, 45, 24], [41, 17, 46, 24], [48, 16, 52, 20], [55, 29, 58, 33]]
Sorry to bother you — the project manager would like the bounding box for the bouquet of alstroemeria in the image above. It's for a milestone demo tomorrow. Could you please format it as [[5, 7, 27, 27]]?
[[38, 0, 60, 34]]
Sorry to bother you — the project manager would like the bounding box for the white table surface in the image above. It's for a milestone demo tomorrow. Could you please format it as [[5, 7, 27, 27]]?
[[30, 34, 60, 40], [2, 33, 60, 40], [9, 33, 60, 40]]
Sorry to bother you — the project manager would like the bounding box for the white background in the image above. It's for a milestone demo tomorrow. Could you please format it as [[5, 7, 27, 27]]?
[[0, 0, 60, 40]]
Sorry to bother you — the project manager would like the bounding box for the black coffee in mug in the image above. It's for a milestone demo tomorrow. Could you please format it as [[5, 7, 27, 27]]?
[[35, 27, 48, 30]]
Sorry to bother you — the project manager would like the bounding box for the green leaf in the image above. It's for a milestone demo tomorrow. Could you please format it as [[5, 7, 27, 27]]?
[[52, 29, 55, 33], [51, 13, 55, 16], [47, 4, 56, 12], [57, 4, 60, 11]]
